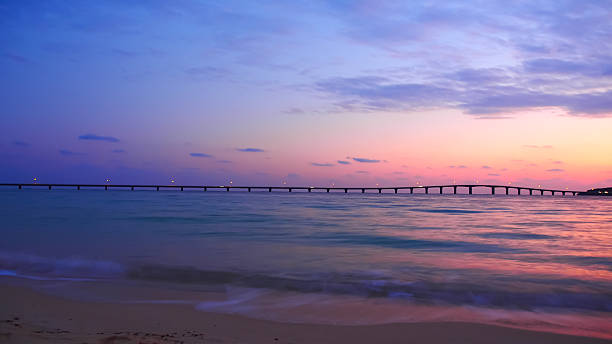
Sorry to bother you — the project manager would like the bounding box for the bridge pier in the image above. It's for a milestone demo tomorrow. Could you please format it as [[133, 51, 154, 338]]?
[[439, 186, 443, 194], [517, 188, 520, 195], [552, 191, 555, 196], [344, 188, 348, 193], [131, 186, 134, 191], [529, 189, 532, 195], [288, 188, 292, 192], [327, 188, 330, 193], [308, 188, 311, 192], [18, 185, 22, 190], [562, 191, 565, 196], [269, 187, 272, 192], [104, 186, 107, 190], [540, 190, 544, 195], [181, 187, 184, 191], [572, 192, 576, 196], [453, 186, 457, 194], [425, 187, 429, 194], [226, 187, 230, 192], [157, 186, 160, 191], [410, 188, 413, 194], [469, 186, 472, 195], [394, 188, 397, 194], [204, 187, 207, 191], [248, 187, 251, 192], [362, 188, 365, 193], [505, 187, 509, 195], [77, 186, 80, 190], [49, 185, 52, 190], [491, 186, 495, 195], [378, 188, 382, 194]]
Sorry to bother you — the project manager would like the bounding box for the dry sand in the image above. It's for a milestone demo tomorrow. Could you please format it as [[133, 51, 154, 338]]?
[[0, 284, 610, 344]]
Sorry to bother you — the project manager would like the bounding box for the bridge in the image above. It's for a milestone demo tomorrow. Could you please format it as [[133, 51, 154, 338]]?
[[0, 183, 582, 196]]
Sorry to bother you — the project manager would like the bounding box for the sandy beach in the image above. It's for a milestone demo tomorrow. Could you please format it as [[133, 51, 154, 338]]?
[[0, 283, 609, 344]]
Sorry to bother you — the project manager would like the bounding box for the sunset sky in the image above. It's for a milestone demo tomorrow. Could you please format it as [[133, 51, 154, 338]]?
[[1, 0, 611, 190]]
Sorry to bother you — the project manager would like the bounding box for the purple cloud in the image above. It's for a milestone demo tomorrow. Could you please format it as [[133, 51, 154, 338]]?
[[318, 71, 612, 117], [311, 162, 334, 167], [59, 149, 85, 156], [283, 108, 305, 114], [337, 160, 350, 164], [546, 168, 564, 172], [12, 140, 30, 147], [2, 53, 28, 63], [78, 134, 119, 143], [353, 157, 380, 163], [237, 148, 264, 152], [523, 58, 611, 77], [190, 153, 213, 158], [185, 67, 229, 81]]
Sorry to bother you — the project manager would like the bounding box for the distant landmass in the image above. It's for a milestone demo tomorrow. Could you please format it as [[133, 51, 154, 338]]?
[[578, 187, 612, 196]]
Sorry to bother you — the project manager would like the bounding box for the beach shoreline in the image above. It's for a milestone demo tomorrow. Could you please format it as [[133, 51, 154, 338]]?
[[1, 283, 610, 344]]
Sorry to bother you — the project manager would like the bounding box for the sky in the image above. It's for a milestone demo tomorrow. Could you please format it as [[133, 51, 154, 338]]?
[[1, 0, 611, 190]]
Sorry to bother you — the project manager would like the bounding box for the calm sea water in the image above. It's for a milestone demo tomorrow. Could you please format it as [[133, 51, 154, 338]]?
[[1, 189, 611, 337]]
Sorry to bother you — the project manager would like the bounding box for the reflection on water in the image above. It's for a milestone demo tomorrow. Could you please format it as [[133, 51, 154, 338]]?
[[1, 189, 611, 337]]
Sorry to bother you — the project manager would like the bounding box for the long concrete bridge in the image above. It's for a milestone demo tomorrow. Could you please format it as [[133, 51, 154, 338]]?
[[0, 183, 583, 196]]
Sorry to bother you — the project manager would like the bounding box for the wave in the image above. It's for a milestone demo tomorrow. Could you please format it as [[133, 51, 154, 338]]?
[[127, 264, 612, 313], [2, 251, 610, 313], [0, 251, 124, 278]]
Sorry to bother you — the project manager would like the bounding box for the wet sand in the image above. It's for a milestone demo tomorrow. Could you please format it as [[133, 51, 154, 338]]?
[[1, 284, 610, 344]]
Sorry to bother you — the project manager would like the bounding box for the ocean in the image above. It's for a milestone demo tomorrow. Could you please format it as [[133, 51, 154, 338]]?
[[1, 188, 611, 338]]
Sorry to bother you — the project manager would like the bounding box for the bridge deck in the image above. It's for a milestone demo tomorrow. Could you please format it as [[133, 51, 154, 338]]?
[[0, 183, 581, 195]]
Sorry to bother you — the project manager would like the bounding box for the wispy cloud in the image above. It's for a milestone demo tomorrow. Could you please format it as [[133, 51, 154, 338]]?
[[337, 160, 350, 165], [311, 162, 334, 167], [12, 140, 30, 147], [524, 145, 553, 149], [190, 152, 213, 158], [2, 53, 28, 63], [78, 134, 119, 143], [546, 168, 564, 172], [185, 66, 230, 81], [481, 165, 492, 169], [237, 148, 264, 152], [59, 149, 85, 156], [283, 107, 305, 114], [315, 1, 612, 118], [448, 165, 468, 169], [353, 157, 380, 163]]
